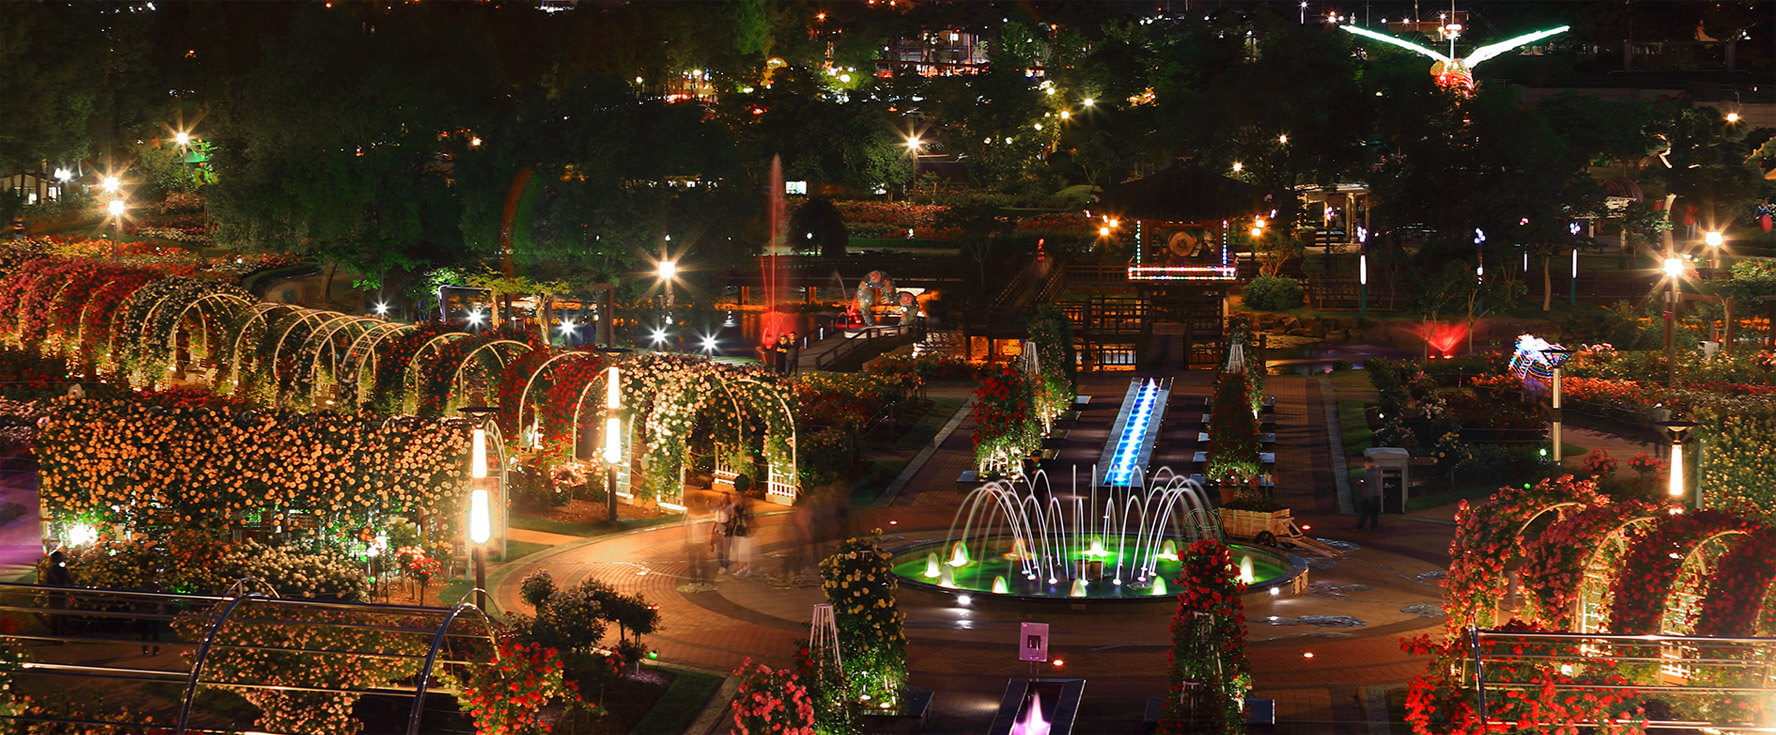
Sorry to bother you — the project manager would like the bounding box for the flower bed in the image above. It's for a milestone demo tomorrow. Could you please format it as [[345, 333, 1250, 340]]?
[[972, 363, 1038, 475], [35, 393, 471, 544], [818, 532, 907, 709]]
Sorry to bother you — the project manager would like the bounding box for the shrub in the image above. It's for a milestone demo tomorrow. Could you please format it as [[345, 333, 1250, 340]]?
[[818, 532, 907, 708], [1241, 275, 1302, 311]]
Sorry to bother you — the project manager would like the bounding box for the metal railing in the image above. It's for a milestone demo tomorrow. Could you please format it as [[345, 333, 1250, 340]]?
[[0, 580, 498, 734], [1465, 627, 1776, 732], [810, 321, 924, 371]]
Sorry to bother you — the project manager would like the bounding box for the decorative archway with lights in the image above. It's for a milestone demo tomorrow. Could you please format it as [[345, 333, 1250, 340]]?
[[630, 357, 798, 508]]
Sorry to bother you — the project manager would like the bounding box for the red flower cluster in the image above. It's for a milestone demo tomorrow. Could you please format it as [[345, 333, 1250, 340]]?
[[458, 638, 583, 735]]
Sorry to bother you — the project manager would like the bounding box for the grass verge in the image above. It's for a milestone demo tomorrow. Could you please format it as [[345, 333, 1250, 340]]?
[[509, 513, 683, 539], [629, 666, 725, 735], [851, 396, 967, 505]]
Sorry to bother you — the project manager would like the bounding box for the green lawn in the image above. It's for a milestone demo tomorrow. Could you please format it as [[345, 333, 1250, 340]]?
[[851, 396, 967, 505], [509, 513, 683, 539], [628, 666, 725, 735]]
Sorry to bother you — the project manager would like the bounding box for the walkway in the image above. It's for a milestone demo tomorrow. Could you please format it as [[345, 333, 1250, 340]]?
[[493, 372, 1461, 733]]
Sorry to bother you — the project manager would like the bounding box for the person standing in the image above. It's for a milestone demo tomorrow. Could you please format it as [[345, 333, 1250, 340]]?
[[785, 332, 801, 375], [712, 493, 733, 574], [773, 334, 791, 374], [43, 550, 74, 639], [1357, 457, 1383, 530], [730, 495, 754, 577]]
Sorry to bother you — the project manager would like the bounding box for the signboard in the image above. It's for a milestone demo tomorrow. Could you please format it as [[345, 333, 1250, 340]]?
[[1019, 622, 1049, 663]]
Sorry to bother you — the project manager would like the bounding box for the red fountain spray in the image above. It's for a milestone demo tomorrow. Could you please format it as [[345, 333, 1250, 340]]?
[[761, 155, 796, 344]]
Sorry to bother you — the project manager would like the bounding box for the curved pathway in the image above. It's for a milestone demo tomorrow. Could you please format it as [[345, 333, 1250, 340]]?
[[495, 374, 1458, 734]]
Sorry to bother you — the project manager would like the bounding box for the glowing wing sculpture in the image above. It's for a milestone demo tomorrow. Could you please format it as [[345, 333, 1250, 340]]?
[[1343, 25, 1570, 94]]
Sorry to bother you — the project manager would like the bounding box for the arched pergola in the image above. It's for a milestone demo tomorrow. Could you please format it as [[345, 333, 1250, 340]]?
[[338, 321, 415, 409], [639, 366, 798, 508]]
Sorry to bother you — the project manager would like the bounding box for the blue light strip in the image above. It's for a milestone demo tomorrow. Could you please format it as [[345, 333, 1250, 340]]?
[[1106, 381, 1160, 485]]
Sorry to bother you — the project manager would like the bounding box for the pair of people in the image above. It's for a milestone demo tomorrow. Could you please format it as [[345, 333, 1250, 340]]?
[[764, 333, 800, 374], [711, 492, 754, 577]]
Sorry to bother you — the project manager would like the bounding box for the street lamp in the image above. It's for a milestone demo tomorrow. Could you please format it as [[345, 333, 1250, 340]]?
[[1704, 230, 1723, 269], [656, 258, 677, 345], [1662, 256, 1684, 387], [593, 348, 631, 522], [905, 136, 922, 197], [1543, 347, 1572, 462], [1658, 420, 1697, 505], [460, 406, 499, 610]]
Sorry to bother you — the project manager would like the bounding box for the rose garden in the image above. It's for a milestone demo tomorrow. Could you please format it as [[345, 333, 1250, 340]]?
[[3, 3, 1776, 733]]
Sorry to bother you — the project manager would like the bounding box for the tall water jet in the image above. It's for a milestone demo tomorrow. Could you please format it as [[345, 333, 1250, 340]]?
[[1239, 555, 1256, 585]]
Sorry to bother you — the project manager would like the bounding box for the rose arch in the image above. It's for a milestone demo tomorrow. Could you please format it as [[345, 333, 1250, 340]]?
[[1443, 475, 1605, 633], [638, 364, 796, 509]]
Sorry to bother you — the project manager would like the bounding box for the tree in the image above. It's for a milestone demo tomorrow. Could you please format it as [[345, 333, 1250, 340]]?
[[787, 197, 848, 257]]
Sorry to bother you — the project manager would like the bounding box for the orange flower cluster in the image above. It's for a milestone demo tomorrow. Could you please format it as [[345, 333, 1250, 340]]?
[[36, 394, 471, 542]]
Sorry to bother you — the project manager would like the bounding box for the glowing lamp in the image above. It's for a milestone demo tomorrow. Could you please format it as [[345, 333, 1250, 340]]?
[[604, 417, 622, 464], [1099, 226, 1111, 237], [468, 488, 491, 544], [1231, 161, 1243, 173], [657, 260, 677, 280], [173, 131, 190, 146], [1704, 231, 1722, 249], [1662, 257, 1683, 279], [1359, 254, 1368, 285], [107, 199, 125, 217], [101, 176, 120, 193], [470, 426, 488, 478], [374, 302, 390, 316], [1725, 112, 1740, 124], [1081, 98, 1094, 107]]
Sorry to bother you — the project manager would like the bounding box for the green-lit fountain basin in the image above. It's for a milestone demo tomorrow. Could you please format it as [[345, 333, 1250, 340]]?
[[889, 538, 1306, 602]]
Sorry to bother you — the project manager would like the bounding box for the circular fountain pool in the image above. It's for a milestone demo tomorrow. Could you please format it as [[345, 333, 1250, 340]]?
[[889, 472, 1308, 602], [890, 537, 1301, 600]]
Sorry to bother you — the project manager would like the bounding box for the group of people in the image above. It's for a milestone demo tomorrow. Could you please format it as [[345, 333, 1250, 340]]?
[[761, 332, 800, 375]]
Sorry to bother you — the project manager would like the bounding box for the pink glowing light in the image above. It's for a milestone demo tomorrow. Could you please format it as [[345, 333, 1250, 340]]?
[[1010, 693, 1051, 735], [1416, 322, 1470, 358]]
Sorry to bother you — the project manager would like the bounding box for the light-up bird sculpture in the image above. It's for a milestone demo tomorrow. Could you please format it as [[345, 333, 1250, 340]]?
[[1343, 24, 1570, 94]]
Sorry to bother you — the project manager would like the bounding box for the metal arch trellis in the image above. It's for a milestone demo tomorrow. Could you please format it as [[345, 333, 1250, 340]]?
[[1662, 529, 1754, 637], [225, 302, 298, 389], [172, 292, 254, 373], [403, 332, 472, 410], [517, 350, 601, 443], [445, 339, 533, 411], [266, 308, 348, 390], [0, 581, 501, 735], [293, 314, 380, 406], [340, 321, 415, 407], [1574, 514, 1663, 634]]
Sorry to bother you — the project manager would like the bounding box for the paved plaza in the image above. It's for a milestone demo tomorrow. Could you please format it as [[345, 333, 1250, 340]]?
[[495, 373, 1473, 733]]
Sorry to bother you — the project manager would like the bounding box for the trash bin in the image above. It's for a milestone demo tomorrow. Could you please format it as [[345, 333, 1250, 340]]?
[[1365, 447, 1411, 514]]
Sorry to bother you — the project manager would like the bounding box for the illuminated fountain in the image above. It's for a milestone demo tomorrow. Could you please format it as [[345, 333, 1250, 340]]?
[[893, 469, 1303, 600], [1010, 693, 1050, 735], [1097, 378, 1169, 488]]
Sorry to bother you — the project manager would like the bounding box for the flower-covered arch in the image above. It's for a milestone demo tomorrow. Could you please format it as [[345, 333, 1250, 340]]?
[[1693, 526, 1776, 637], [1519, 500, 1664, 630], [635, 361, 796, 508], [1444, 475, 1605, 633], [1605, 508, 1768, 635]]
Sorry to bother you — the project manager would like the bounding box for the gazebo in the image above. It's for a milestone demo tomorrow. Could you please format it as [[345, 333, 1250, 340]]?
[[1093, 163, 1270, 282]]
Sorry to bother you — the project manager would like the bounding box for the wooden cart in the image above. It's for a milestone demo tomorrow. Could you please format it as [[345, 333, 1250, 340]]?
[[1221, 508, 1343, 558]]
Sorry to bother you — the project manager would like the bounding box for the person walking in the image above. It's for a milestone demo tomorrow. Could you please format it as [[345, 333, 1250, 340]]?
[[1356, 457, 1383, 530]]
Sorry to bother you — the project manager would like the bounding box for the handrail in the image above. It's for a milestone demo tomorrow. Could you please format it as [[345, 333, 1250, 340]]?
[[812, 321, 922, 371]]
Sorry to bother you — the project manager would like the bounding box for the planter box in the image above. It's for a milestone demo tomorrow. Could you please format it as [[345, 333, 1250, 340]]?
[[857, 687, 933, 735]]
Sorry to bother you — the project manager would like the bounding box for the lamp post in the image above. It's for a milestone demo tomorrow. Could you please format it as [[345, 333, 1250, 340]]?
[[1544, 347, 1571, 463], [1658, 420, 1697, 507], [905, 135, 922, 198], [1662, 256, 1684, 387], [657, 257, 676, 345], [1704, 230, 1722, 270], [594, 347, 632, 523], [460, 406, 499, 610]]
